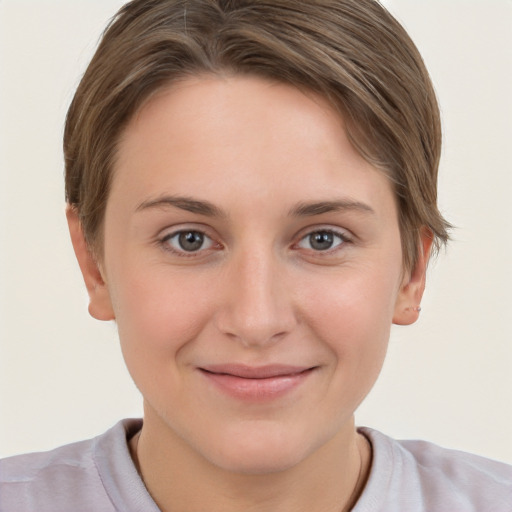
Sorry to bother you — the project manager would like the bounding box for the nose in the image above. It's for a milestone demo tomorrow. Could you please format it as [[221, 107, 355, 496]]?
[[214, 248, 297, 348]]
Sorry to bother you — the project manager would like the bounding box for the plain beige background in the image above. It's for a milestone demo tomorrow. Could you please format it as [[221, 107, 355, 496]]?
[[1, 0, 511, 462]]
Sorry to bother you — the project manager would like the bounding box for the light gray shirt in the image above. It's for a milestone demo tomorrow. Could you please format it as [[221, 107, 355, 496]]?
[[1, 419, 511, 511]]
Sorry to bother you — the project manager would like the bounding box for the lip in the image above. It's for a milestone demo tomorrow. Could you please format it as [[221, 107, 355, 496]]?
[[198, 364, 316, 401]]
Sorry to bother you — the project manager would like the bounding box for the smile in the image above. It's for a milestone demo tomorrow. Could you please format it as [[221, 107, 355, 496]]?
[[198, 364, 317, 401]]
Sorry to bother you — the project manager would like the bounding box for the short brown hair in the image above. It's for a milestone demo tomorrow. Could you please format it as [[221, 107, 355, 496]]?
[[64, 0, 450, 270]]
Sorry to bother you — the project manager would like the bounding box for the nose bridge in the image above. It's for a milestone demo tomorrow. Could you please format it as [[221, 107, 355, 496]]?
[[217, 245, 295, 346]]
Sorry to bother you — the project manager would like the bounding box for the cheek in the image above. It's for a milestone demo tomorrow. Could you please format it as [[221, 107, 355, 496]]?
[[297, 264, 399, 389], [109, 264, 215, 369], [299, 261, 399, 337]]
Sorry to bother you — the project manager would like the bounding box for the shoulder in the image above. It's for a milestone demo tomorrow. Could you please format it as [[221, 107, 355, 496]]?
[[0, 419, 145, 512], [355, 427, 512, 512]]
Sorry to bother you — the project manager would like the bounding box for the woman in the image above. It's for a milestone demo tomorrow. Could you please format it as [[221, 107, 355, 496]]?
[[1, 1, 510, 510]]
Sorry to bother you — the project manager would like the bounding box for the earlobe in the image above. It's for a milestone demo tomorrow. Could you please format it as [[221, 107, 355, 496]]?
[[393, 229, 433, 326], [66, 206, 115, 321]]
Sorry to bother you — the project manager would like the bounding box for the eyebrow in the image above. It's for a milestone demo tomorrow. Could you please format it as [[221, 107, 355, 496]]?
[[135, 195, 375, 218], [135, 196, 226, 217], [289, 199, 375, 217]]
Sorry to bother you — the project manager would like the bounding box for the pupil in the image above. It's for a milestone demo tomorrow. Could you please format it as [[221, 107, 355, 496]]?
[[179, 231, 204, 251], [310, 231, 333, 250]]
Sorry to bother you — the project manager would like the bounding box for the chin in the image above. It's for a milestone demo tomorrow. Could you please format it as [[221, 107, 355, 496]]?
[[211, 446, 306, 476], [201, 422, 322, 475]]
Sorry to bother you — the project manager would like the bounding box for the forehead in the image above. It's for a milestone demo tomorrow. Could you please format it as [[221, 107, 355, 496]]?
[[112, 75, 396, 217]]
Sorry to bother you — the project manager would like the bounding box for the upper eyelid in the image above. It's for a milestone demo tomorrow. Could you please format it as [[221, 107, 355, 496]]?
[[161, 229, 211, 241], [158, 224, 219, 247], [158, 223, 216, 239], [163, 231, 214, 247], [295, 225, 353, 241], [292, 226, 355, 256], [296, 230, 348, 247], [157, 230, 220, 258]]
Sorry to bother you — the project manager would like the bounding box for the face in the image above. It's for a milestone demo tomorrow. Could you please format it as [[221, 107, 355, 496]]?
[[69, 75, 428, 474]]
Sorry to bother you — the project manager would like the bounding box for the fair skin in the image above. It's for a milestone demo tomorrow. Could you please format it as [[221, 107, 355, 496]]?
[[68, 75, 431, 512]]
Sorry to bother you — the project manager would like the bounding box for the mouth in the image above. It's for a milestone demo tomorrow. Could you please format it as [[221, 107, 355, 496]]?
[[198, 364, 317, 401]]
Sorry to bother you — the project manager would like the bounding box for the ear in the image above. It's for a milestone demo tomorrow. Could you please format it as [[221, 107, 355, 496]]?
[[66, 206, 115, 321], [393, 228, 433, 326]]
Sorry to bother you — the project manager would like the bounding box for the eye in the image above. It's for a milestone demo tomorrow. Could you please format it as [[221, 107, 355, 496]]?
[[161, 230, 215, 254], [297, 230, 347, 251]]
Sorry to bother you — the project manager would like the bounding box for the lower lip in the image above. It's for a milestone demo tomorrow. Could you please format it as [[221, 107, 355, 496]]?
[[200, 368, 315, 401]]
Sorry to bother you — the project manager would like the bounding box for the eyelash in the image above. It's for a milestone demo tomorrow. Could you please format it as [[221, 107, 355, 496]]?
[[295, 228, 351, 254], [158, 227, 351, 257], [159, 229, 221, 257]]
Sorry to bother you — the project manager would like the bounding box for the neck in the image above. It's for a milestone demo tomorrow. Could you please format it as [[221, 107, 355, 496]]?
[[130, 410, 371, 512]]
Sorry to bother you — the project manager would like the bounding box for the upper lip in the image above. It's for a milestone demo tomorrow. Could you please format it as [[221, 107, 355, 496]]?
[[199, 364, 314, 379]]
